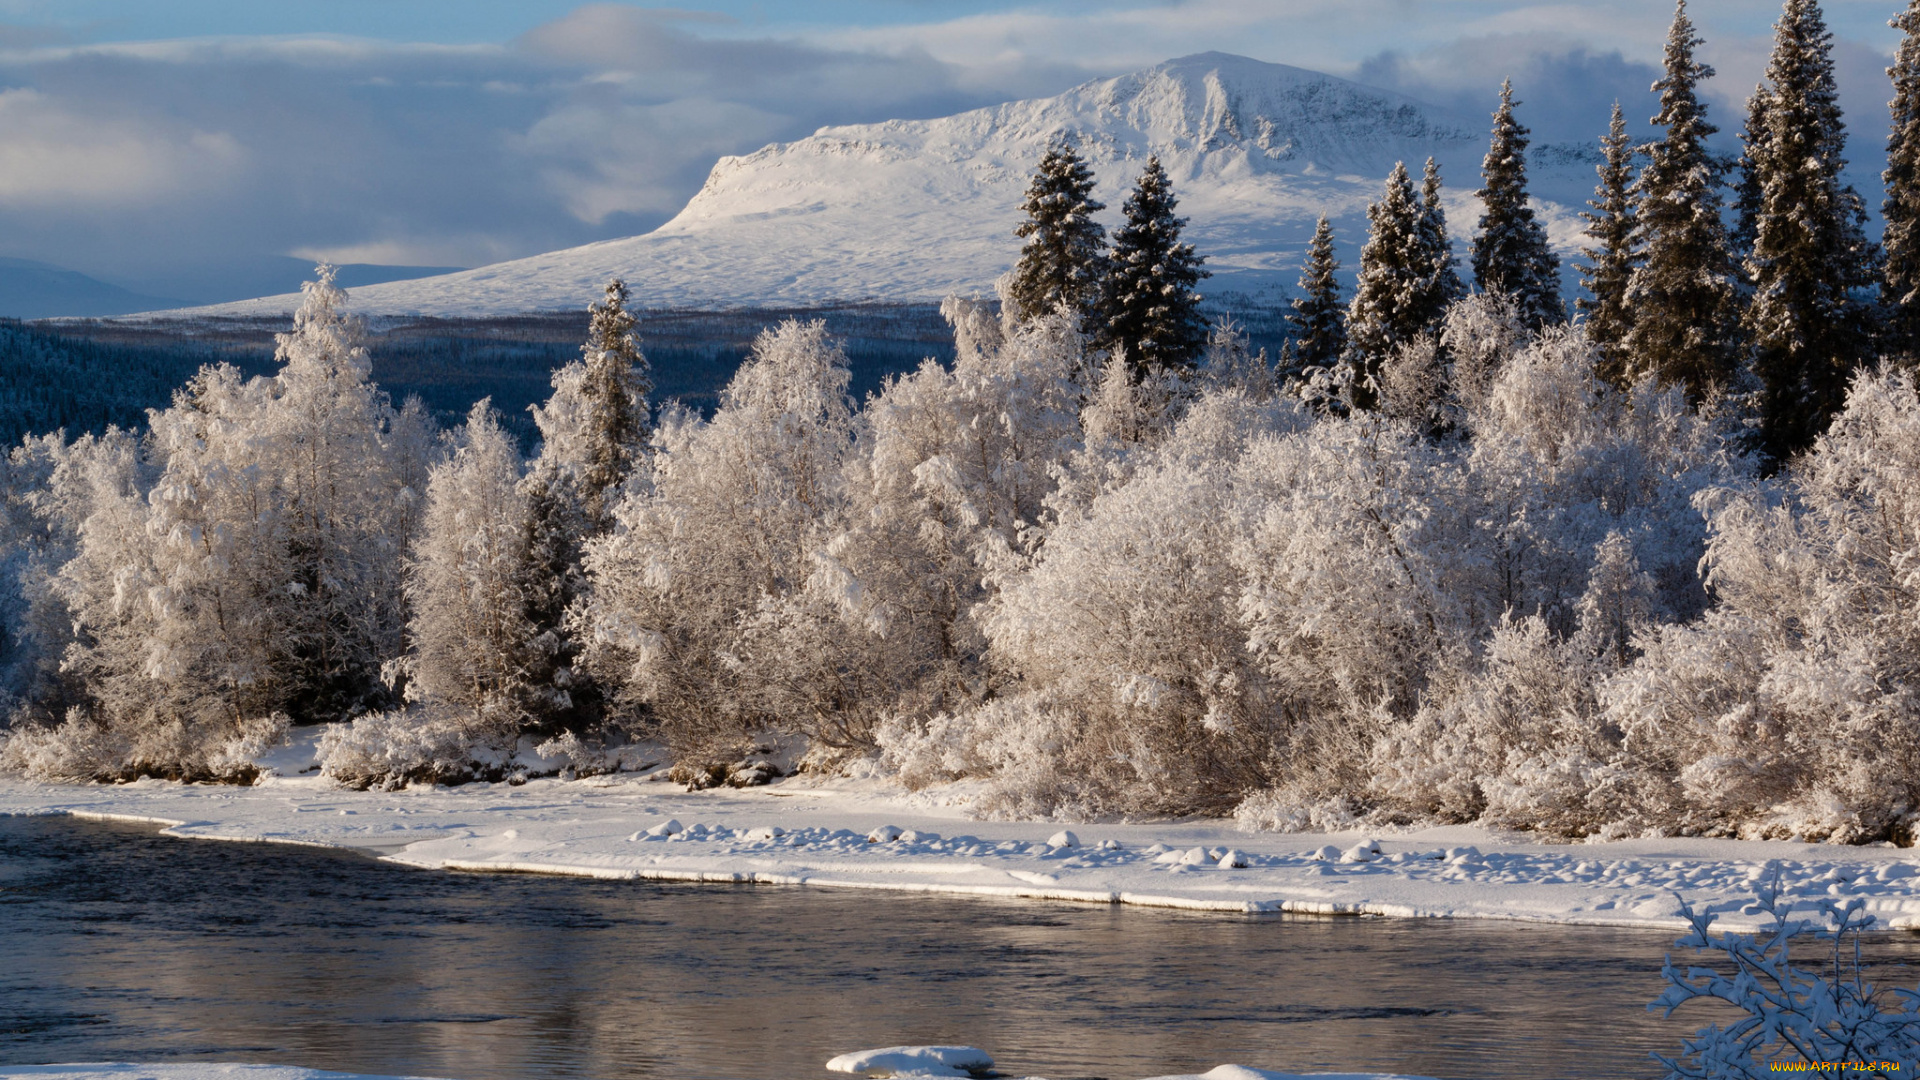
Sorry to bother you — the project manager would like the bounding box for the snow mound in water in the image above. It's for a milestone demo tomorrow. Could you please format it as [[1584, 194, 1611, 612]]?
[[826, 1045, 995, 1077], [0, 1066, 448, 1080], [1139, 1066, 1439, 1080]]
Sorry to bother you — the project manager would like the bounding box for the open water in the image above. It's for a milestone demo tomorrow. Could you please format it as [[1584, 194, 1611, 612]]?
[[3, 813, 1916, 1080]]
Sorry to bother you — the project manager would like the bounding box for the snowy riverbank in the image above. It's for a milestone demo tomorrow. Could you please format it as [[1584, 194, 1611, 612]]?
[[4, 736, 1919, 935]]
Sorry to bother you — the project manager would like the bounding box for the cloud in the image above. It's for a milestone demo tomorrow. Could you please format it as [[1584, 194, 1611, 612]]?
[[0, 87, 246, 206], [1354, 37, 1667, 144]]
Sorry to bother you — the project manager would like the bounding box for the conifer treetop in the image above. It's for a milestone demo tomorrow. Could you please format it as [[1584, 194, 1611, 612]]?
[[1884, 0, 1920, 357], [1471, 79, 1564, 330], [577, 278, 653, 526], [1101, 154, 1210, 379], [1576, 101, 1641, 384], [1620, 0, 1743, 402], [1288, 215, 1347, 377], [1008, 137, 1109, 324]]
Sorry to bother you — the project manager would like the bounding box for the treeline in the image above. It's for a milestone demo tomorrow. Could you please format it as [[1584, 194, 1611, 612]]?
[[0, 321, 275, 447], [1286, 0, 1909, 468], [1, 0, 1919, 845]]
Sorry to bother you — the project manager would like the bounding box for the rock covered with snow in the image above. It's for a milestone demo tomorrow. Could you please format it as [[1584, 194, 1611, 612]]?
[[825, 1046, 994, 1078]]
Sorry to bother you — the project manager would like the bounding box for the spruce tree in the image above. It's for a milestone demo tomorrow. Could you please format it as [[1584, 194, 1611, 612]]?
[[515, 464, 598, 732], [1621, 0, 1744, 403], [1418, 157, 1466, 312], [1731, 85, 1770, 267], [1577, 102, 1641, 385], [1288, 215, 1347, 375], [1471, 79, 1564, 329], [1008, 138, 1108, 325], [578, 279, 652, 528], [1345, 162, 1436, 410], [1100, 155, 1210, 379], [1745, 0, 1876, 462], [1883, 0, 1920, 360]]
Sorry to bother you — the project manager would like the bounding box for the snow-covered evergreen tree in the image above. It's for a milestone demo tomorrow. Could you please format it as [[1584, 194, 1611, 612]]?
[[406, 400, 531, 735], [1744, 0, 1877, 465], [1731, 84, 1770, 268], [1418, 158, 1467, 311], [1345, 163, 1432, 410], [1100, 155, 1210, 379], [1885, 0, 1920, 360], [1288, 216, 1346, 378], [1576, 102, 1641, 386], [1622, 0, 1744, 403], [1007, 139, 1108, 325], [575, 279, 651, 528], [1471, 79, 1564, 330]]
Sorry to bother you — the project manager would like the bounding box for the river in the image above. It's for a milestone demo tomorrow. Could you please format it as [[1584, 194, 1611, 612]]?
[[4, 814, 1914, 1080]]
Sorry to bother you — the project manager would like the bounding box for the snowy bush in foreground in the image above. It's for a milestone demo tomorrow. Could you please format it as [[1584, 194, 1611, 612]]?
[[1654, 886, 1920, 1077], [317, 708, 496, 790]]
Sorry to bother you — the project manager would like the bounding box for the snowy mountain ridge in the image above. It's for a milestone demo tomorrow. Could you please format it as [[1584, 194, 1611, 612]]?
[[169, 53, 1597, 319]]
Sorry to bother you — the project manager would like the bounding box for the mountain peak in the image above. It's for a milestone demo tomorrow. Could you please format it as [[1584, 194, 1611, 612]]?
[[166, 54, 1563, 319]]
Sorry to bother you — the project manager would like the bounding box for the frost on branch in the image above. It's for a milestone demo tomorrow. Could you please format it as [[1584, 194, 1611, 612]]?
[[1653, 883, 1920, 1077]]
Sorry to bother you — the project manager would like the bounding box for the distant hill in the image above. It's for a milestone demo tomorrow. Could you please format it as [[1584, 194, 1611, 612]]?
[[0, 257, 471, 319], [0, 259, 186, 319]]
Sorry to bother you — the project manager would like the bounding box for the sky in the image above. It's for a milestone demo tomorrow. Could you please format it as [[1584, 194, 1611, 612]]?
[[0, 0, 1909, 302]]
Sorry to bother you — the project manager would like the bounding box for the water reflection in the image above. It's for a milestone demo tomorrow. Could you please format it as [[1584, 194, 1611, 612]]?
[[3, 814, 1915, 1080]]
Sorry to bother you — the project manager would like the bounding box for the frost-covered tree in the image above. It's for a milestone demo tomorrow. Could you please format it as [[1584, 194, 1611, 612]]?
[[884, 390, 1309, 817], [1007, 139, 1107, 325], [1577, 102, 1642, 385], [1471, 79, 1563, 330], [1744, 0, 1877, 465], [1623, 0, 1744, 403], [581, 320, 859, 766], [1288, 216, 1346, 378], [1419, 158, 1467, 311], [575, 279, 652, 528], [17, 268, 432, 780], [1731, 84, 1770, 267], [1347, 164, 1433, 409], [406, 400, 531, 735], [1100, 156, 1210, 379], [1885, 0, 1920, 360], [843, 297, 1091, 753], [1346, 161, 1462, 412], [1604, 367, 1920, 842]]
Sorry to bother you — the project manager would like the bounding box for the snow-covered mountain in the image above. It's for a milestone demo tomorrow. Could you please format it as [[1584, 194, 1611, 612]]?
[[173, 53, 1609, 319]]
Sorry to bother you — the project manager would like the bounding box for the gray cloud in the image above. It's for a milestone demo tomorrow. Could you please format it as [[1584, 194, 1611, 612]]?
[[1355, 38, 1668, 145]]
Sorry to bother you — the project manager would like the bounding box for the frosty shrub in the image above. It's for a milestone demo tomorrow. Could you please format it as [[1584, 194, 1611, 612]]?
[[581, 319, 859, 764], [1606, 368, 1920, 842], [1654, 885, 1920, 1077], [895, 388, 1308, 817], [317, 708, 495, 790], [0, 706, 285, 784], [833, 298, 1087, 735]]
